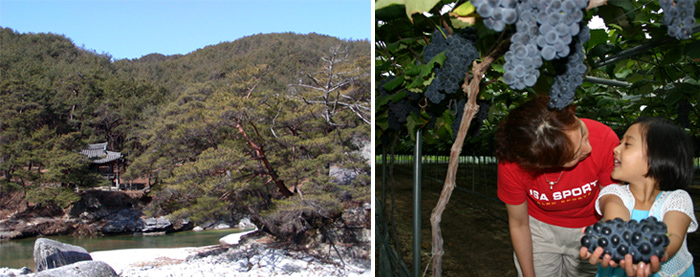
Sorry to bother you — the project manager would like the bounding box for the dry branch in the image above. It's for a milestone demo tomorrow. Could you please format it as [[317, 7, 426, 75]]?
[[430, 38, 510, 277]]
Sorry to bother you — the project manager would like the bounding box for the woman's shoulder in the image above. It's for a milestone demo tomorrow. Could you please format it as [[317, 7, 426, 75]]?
[[498, 160, 535, 179]]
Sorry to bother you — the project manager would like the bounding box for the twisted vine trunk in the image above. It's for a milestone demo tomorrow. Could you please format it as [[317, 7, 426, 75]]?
[[430, 39, 509, 277]]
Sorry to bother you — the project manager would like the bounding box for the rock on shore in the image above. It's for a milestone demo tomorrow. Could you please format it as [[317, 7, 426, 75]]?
[[116, 242, 370, 277], [33, 238, 92, 271]]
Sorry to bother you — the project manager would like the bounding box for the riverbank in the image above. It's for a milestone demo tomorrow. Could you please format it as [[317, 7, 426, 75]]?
[[0, 227, 241, 270], [91, 230, 370, 276], [0, 229, 371, 276]]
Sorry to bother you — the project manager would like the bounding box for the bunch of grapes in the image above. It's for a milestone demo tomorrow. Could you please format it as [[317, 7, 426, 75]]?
[[387, 98, 417, 130], [533, 0, 588, 60], [581, 217, 670, 263], [659, 0, 696, 40], [548, 25, 590, 110], [423, 28, 479, 104], [472, 0, 519, 32], [503, 33, 542, 90], [423, 28, 449, 62], [498, 0, 589, 95]]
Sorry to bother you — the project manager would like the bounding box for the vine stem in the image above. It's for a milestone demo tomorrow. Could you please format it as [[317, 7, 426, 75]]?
[[429, 38, 509, 277]]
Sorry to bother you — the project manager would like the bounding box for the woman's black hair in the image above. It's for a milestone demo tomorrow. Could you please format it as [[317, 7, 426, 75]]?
[[635, 117, 694, 190]]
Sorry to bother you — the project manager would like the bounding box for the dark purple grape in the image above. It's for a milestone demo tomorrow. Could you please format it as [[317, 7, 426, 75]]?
[[638, 242, 652, 255], [631, 232, 643, 245], [610, 234, 621, 246]]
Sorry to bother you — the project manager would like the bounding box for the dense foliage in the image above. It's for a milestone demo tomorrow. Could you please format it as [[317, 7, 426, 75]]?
[[376, 0, 700, 155], [0, 27, 370, 241], [376, 0, 700, 275]]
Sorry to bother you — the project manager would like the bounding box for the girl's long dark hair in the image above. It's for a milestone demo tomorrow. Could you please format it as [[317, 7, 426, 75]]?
[[635, 117, 694, 190]]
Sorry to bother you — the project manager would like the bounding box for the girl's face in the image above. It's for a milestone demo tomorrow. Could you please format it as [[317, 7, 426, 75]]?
[[612, 123, 649, 183], [562, 118, 592, 168]]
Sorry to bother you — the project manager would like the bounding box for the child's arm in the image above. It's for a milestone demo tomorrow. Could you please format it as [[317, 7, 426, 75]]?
[[598, 194, 630, 221], [662, 211, 692, 260], [580, 194, 629, 266]]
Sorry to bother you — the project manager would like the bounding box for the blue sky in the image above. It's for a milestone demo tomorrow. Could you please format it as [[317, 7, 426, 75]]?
[[0, 0, 371, 60]]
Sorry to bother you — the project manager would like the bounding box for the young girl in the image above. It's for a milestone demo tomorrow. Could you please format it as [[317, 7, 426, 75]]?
[[585, 117, 697, 276]]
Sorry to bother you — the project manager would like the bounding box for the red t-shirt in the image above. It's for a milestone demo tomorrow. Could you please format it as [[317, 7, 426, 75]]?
[[497, 118, 619, 228]]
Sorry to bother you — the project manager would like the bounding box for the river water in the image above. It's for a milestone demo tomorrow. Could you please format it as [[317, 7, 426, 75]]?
[[0, 228, 242, 271]]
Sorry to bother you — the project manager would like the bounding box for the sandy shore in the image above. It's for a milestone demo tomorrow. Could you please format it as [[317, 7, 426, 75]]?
[[90, 229, 256, 273], [87, 228, 370, 276]]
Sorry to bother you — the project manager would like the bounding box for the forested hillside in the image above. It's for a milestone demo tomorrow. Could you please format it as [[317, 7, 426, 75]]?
[[0, 27, 370, 242]]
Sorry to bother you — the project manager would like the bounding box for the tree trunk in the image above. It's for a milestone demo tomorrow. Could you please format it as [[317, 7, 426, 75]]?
[[430, 39, 509, 277], [234, 121, 293, 197]]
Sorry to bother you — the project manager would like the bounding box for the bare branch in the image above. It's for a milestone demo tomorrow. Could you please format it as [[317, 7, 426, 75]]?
[[430, 37, 510, 277]]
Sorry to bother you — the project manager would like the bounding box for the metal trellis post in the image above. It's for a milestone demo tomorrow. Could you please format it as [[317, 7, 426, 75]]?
[[413, 129, 422, 277]]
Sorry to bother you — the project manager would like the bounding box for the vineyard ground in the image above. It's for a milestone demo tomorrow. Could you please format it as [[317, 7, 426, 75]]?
[[376, 164, 515, 276], [377, 163, 700, 276]]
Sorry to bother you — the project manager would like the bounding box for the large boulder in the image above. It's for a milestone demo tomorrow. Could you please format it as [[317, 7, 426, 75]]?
[[68, 190, 146, 221], [141, 216, 172, 233], [100, 208, 144, 234], [34, 261, 117, 277], [33, 238, 92, 272]]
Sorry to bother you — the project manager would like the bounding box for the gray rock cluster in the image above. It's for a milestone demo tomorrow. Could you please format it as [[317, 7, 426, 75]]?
[[0, 190, 194, 240], [0, 238, 118, 277]]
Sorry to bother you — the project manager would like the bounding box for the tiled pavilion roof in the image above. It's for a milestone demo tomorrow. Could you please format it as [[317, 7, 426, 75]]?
[[80, 142, 122, 164]]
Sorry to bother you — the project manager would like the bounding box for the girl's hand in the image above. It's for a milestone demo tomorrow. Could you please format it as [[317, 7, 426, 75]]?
[[579, 246, 614, 267], [618, 254, 661, 277], [579, 228, 616, 267]]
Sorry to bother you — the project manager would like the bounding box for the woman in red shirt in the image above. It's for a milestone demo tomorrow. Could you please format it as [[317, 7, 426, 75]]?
[[494, 95, 619, 277]]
